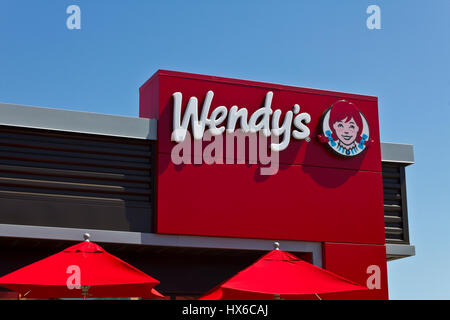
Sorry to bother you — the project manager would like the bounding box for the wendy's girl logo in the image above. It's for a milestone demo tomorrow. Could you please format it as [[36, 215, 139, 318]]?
[[318, 100, 372, 157]]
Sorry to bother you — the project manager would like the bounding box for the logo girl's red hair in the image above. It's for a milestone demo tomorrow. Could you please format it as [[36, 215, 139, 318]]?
[[328, 100, 363, 143]]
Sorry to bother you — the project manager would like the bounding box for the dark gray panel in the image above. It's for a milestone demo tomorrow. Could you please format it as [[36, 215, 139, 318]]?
[[0, 125, 154, 233], [382, 164, 410, 244]]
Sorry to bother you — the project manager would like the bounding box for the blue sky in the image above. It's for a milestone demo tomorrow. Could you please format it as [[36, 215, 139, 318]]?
[[0, 0, 449, 299]]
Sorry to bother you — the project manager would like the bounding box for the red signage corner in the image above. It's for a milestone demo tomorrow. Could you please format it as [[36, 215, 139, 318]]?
[[140, 69, 384, 244], [139, 69, 388, 299]]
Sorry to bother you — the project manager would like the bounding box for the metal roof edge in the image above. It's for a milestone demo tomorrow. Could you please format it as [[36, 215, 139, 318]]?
[[0, 102, 157, 140], [381, 142, 415, 166]]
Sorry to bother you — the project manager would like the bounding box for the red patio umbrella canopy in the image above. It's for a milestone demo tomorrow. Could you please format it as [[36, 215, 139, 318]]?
[[200, 249, 368, 300], [0, 240, 164, 299]]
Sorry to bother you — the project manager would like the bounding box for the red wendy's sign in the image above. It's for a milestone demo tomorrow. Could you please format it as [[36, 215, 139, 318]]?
[[139, 70, 384, 245]]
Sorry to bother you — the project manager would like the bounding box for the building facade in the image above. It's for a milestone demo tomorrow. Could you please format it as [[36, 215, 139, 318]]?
[[0, 70, 414, 299]]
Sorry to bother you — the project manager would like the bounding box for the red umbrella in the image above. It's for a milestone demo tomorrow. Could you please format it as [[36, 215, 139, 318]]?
[[0, 234, 165, 299], [199, 243, 368, 300]]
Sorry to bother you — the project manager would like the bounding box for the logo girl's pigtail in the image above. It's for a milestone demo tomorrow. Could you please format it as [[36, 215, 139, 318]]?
[[356, 135, 363, 144], [357, 134, 374, 149], [330, 131, 338, 141], [317, 130, 337, 146]]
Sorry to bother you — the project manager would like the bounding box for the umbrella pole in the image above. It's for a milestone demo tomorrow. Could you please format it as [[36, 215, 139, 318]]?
[[314, 293, 322, 300], [81, 285, 91, 300]]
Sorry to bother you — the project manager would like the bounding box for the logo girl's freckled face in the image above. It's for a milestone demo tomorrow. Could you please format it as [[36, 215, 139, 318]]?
[[332, 117, 359, 145], [324, 99, 369, 156]]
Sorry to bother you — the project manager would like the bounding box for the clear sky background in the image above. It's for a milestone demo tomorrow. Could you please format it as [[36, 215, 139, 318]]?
[[0, 0, 449, 299]]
